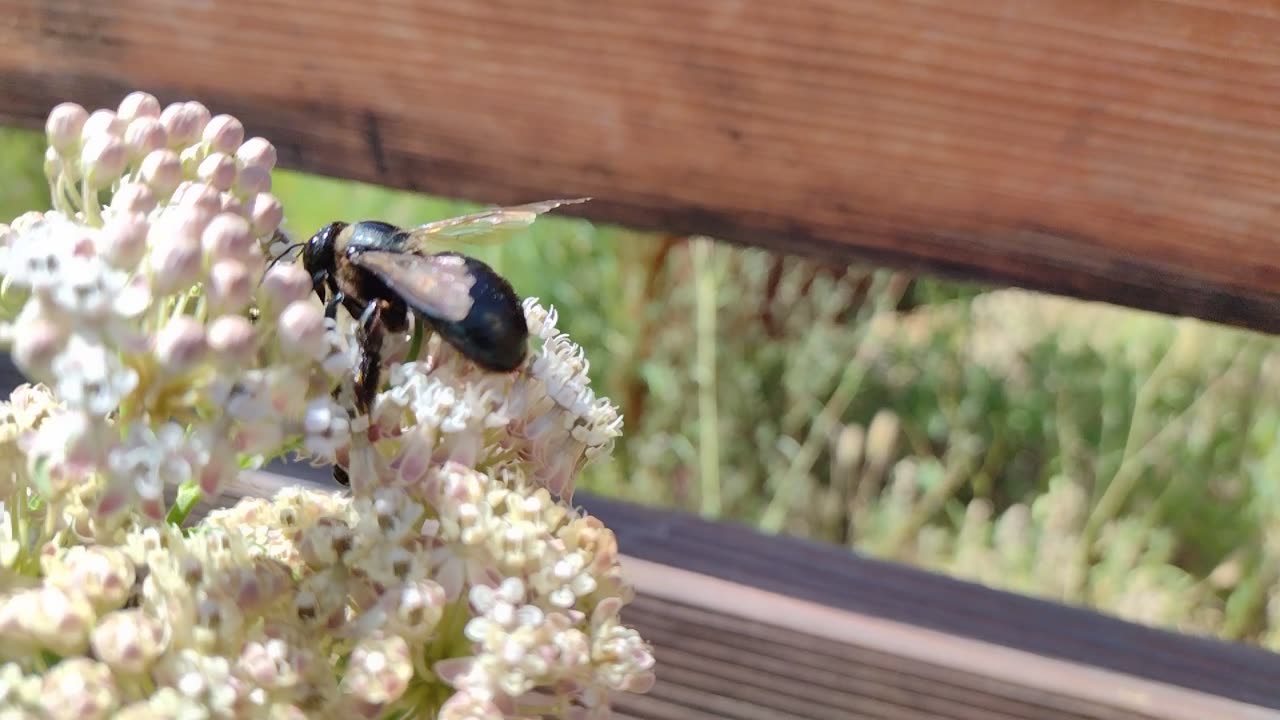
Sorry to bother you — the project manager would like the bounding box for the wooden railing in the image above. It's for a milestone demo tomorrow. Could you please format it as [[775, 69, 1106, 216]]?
[[3, 1, 1280, 718]]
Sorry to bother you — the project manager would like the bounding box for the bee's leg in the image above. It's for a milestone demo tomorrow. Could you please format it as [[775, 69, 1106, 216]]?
[[323, 291, 345, 320], [333, 302, 384, 488], [311, 271, 329, 302], [353, 300, 385, 417]]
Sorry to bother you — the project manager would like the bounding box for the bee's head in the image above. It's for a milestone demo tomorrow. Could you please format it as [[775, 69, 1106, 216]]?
[[302, 222, 346, 289]]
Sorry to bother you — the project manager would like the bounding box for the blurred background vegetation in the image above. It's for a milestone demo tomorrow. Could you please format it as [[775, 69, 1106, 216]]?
[[4, 124, 1280, 649]]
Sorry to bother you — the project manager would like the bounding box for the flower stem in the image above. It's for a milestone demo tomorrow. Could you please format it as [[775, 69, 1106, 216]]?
[[407, 316, 425, 362], [692, 237, 721, 519], [166, 482, 203, 526]]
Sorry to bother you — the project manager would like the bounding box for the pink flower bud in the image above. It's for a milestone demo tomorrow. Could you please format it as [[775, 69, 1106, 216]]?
[[233, 164, 272, 197], [236, 137, 277, 171], [154, 316, 207, 371], [117, 91, 161, 122], [82, 109, 125, 139], [12, 314, 67, 375], [184, 101, 211, 136], [81, 135, 128, 189], [260, 262, 312, 308], [148, 238, 202, 295], [203, 114, 245, 155], [109, 182, 156, 215], [278, 300, 326, 359], [151, 204, 209, 247], [207, 314, 256, 359], [197, 152, 237, 191], [147, 213, 204, 295], [175, 181, 222, 217], [247, 192, 284, 238], [160, 102, 205, 148], [123, 116, 167, 161], [46, 102, 89, 153], [99, 214, 150, 269], [207, 259, 252, 312], [138, 149, 182, 198], [202, 212, 254, 261]]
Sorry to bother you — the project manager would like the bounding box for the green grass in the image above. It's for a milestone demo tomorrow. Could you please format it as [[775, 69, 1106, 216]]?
[[6, 125, 1280, 649]]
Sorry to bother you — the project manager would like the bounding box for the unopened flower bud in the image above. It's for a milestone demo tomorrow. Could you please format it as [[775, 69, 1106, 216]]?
[[233, 163, 271, 197], [237, 137, 277, 171], [203, 114, 245, 155], [90, 609, 166, 675], [260, 262, 312, 308], [98, 213, 150, 269], [109, 182, 157, 215], [139, 149, 182, 198], [207, 259, 252, 312], [278, 300, 326, 359], [82, 109, 125, 140], [147, 235, 202, 295], [247, 193, 284, 238], [160, 102, 207, 148], [154, 316, 207, 371], [81, 135, 128, 189], [46, 102, 89, 153], [198, 152, 237, 191], [174, 181, 223, 224], [207, 314, 256, 359], [118, 91, 162, 122], [11, 314, 67, 375], [123, 116, 167, 161], [202, 212, 253, 261]]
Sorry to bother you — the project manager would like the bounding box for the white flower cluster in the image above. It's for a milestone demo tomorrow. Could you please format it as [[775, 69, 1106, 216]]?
[[0, 92, 352, 527], [0, 94, 652, 718]]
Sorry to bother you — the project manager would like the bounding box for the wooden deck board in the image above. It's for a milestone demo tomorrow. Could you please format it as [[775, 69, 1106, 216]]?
[[4, 1, 1280, 332]]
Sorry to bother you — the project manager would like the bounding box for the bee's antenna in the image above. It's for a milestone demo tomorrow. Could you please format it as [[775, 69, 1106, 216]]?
[[262, 241, 307, 281]]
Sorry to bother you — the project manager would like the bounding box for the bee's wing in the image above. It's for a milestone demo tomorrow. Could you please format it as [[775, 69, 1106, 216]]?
[[399, 197, 589, 252], [350, 250, 476, 323]]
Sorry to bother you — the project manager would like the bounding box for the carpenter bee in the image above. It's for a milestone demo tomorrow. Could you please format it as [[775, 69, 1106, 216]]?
[[277, 198, 588, 484]]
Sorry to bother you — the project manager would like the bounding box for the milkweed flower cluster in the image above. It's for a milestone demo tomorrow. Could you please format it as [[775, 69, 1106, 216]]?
[[0, 93, 652, 719]]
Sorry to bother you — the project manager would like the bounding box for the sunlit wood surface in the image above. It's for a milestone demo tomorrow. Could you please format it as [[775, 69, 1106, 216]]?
[[4, 1, 1280, 331]]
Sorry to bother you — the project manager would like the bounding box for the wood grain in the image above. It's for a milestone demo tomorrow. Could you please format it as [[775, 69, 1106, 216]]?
[[3, 1, 1280, 330]]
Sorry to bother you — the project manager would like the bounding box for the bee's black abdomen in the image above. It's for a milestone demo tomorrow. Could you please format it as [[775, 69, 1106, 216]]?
[[430, 255, 529, 372]]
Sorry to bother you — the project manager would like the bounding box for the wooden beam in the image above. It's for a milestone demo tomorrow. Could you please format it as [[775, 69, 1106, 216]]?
[[3, 1, 1280, 331]]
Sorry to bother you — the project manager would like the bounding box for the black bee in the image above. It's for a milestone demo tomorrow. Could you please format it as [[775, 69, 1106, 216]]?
[[277, 198, 588, 485]]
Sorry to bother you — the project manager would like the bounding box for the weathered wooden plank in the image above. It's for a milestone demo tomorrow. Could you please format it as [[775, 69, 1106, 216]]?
[[3, 1, 1280, 331]]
